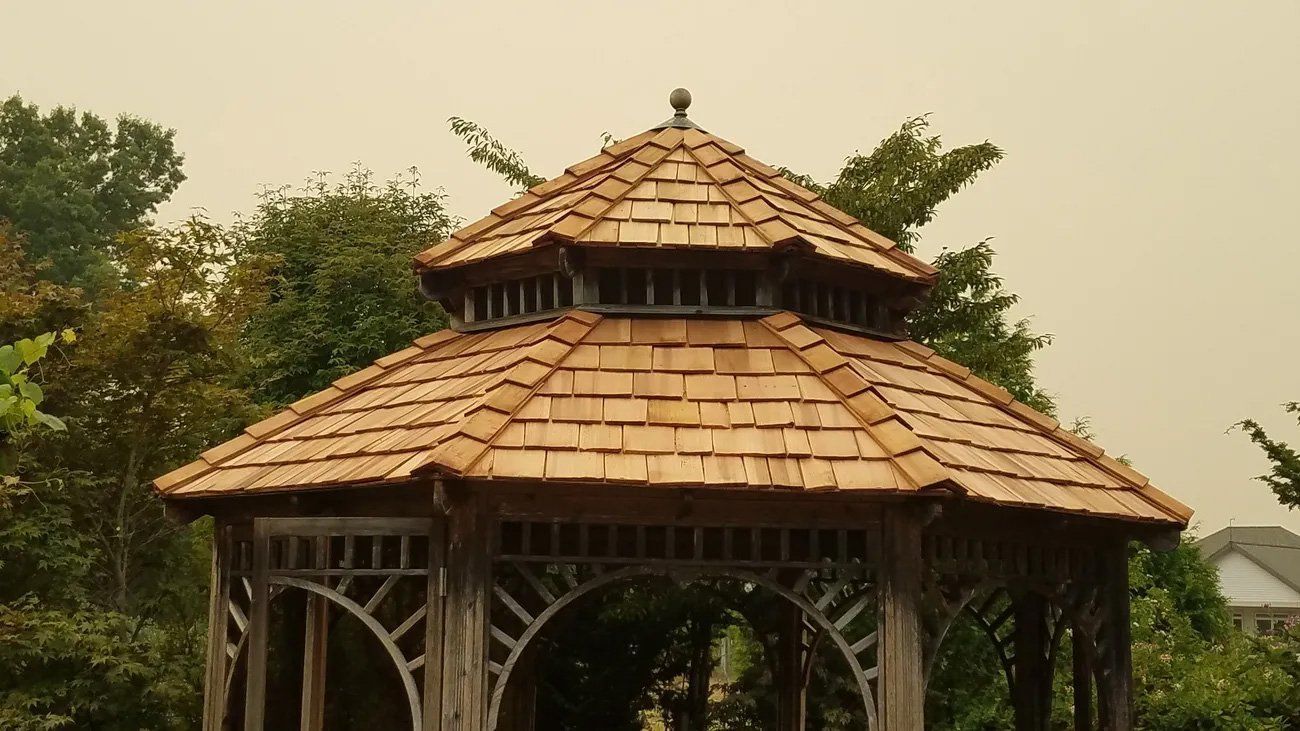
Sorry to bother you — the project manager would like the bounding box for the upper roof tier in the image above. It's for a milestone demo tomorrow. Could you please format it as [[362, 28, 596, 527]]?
[[413, 101, 936, 285]]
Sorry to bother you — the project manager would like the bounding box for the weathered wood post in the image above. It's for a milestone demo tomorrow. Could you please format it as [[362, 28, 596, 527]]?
[[299, 537, 330, 731], [243, 519, 271, 731], [201, 522, 231, 731], [879, 507, 924, 730], [440, 490, 492, 730], [775, 603, 807, 730]]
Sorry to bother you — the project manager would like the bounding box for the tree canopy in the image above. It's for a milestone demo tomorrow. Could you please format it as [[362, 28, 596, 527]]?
[[235, 166, 455, 405], [0, 95, 185, 288]]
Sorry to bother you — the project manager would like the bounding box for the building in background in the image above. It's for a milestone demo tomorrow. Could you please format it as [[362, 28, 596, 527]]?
[[1197, 526, 1300, 635]]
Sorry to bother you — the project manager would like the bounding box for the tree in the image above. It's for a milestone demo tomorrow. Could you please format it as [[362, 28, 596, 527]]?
[[31, 215, 270, 614], [236, 166, 455, 405], [1236, 403, 1300, 510], [0, 214, 267, 730], [0, 95, 185, 288]]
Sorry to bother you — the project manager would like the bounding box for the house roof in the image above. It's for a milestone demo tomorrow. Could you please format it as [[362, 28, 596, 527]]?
[[1197, 526, 1300, 595], [155, 309, 1190, 525], [412, 124, 937, 283]]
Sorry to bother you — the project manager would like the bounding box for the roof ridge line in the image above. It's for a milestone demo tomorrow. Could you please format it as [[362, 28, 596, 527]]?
[[543, 134, 684, 244], [1231, 543, 1300, 596], [756, 312, 957, 493], [685, 144, 807, 253], [690, 143, 935, 281], [414, 310, 604, 477], [887, 340, 1192, 524], [153, 329, 459, 494], [417, 153, 632, 268], [706, 141, 943, 280]]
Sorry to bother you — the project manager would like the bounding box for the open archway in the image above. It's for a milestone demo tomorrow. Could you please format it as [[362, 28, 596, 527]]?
[[486, 564, 880, 730]]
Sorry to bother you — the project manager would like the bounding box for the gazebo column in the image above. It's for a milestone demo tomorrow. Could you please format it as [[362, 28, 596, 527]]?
[[1011, 592, 1052, 731], [775, 603, 807, 730], [1072, 626, 1093, 730], [879, 506, 924, 730], [299, 588, 330, 730], [440, 490, 492, 730], [201, 523, 231, 731], [1098, 544, 1132, 731]]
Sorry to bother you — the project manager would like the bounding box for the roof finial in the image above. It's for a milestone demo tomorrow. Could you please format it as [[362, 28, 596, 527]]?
[[653, 88, 701, 131], [670, 88, 692, 118]]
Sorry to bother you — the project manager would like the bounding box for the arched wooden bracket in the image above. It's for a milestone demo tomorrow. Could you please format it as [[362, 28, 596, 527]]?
[[214, 518, 437, 731], [483, 562, 881, 730]]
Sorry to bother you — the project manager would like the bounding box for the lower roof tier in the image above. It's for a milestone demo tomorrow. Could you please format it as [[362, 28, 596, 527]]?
[[154, 310, 1191, 526]]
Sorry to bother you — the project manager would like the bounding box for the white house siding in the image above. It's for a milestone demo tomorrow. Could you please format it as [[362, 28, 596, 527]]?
[[1213, 550, 1300, 608]]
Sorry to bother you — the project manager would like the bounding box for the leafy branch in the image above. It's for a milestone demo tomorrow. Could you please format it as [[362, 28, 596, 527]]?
[[448, 117, 544, 192], [1235, 403, 1300, 509]]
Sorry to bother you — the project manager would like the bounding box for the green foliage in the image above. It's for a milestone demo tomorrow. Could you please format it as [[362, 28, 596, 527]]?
[[1, 331, 72, 438], [1235, 403, 1300, 510], [236, 166, 455, 404], [812, 115, 1004, 253], [1128, 541, 1300, 729], [0, 95, 185, 288], [0, 211, 260, 728], [448, 117, 544, 192], [0, 598, 203, 731], [909, 241, 1054, 412]]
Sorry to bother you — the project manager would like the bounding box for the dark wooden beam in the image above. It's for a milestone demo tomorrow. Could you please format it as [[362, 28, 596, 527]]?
[[1100, 544, 1133, 730], [1073, 626, 1093, 730], [1012, 592, 1052, 731]]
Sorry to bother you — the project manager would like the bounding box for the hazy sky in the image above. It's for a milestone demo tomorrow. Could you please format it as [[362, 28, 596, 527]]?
[[5, 1, 1298, 535]]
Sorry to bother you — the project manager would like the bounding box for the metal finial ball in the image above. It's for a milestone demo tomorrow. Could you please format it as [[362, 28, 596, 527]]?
[[669, 88, 692, 115]]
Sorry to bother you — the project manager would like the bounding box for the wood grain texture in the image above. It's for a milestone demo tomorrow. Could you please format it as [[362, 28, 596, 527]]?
[[879, 507, 924, 731]]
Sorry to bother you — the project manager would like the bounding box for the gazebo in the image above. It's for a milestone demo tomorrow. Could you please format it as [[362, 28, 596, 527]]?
[[156, 90, 1191, 731]]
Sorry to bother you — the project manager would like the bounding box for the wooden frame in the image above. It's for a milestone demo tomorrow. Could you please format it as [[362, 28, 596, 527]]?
[[198, 486, 1140, 730]]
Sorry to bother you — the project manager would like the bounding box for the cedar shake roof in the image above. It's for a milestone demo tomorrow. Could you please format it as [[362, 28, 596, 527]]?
[[412, 125, 937, 283], [155, 309, 1191, 526]]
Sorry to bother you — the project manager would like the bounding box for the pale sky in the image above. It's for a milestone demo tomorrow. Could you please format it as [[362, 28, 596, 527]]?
[[5, 1, 1298, 535]]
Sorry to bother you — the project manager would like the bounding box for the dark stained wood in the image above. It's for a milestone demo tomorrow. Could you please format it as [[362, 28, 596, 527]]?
[[879, 506, 924, 730], [1012, 592, 1052, 731], [1073, 626, 1094, 730], [440, 490, 491, 730], [1100, 544, 1133, 730], [775, 603, 807, 730], [484, 481, 886, 529]]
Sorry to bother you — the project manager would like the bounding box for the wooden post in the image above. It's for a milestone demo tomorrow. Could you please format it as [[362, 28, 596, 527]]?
[[202, 522, 231, 731], [1100, 544, 1132, 731], [299, 592, 329, 729], [775, 603, 806, 730], [1011, 592, 1051, 731], [422, 517, 447, 731], [879, 507, 925, 730], [244, 519, 271, 731], [1072, 626, 1093, 730], [440, 491, 492, 730]]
